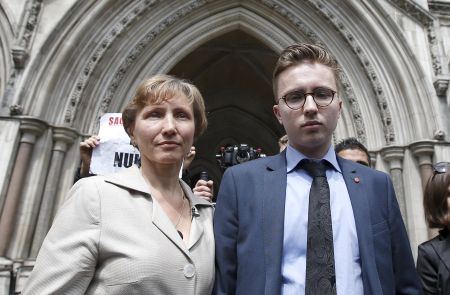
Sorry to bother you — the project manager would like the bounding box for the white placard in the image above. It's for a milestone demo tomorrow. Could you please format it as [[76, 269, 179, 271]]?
[[90, 113, 140, 175]]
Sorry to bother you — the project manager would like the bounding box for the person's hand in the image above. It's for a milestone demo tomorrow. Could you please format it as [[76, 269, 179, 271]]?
[[183, 146, 196, 170], [193, 179, 214, 203], [79, 135, 100, 177]]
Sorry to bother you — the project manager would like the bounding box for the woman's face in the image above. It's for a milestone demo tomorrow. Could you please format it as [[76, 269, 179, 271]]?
[[132, 93, 195, 167]]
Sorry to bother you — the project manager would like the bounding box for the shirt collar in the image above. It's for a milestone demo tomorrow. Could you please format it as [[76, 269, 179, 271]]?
[[286, 143, 341, 173], [104, 165, 213, 208]]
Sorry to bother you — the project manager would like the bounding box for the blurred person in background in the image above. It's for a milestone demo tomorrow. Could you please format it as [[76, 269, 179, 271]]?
[[335, 137, 370, 167], [417, 161, 450, 294]]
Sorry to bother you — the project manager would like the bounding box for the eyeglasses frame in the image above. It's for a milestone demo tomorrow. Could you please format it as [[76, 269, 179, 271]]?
[[279, 88, 337, 110]]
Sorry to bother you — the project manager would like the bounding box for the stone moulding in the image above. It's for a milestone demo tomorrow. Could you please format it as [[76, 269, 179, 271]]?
[[433, 77, 449, 97], [307, 0, 396, 144], [63, 0, 159, 125], [261, 0, 369, 144], [13, 0, 43, 68], [387, 0, 441, 76], [388, 0, 434, 27], [66, 0, 366, 139], [93, 0, 213, 130]]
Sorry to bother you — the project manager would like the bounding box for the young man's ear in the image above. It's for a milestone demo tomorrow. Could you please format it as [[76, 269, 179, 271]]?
[[337, 96, 343, 118], [273, 104, 283, 125]]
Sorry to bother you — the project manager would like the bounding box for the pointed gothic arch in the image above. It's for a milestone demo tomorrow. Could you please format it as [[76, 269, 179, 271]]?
[[1, 1, 448, 275], [17, 0, 439, 150]]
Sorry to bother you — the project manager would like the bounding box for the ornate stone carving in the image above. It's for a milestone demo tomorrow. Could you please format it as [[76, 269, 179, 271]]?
[[261, 0, 322, 44], [433, 77, 449, 96], [12, 0, 43, 68], [64, 0, 159, 125], [11, 47, 29, 69], [433, 130, 445, 141], [95, 0, 213, 127], [9, 104, 23, 116], [2, 72, 16, 109], [340, 75, 367, 145], [427, 24, 442, 76], [260, 0, 371, 143], [19, 0, 43, 48], [305, 0, 395, 144]]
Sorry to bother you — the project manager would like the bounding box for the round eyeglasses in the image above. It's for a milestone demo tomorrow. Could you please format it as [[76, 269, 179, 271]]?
[[279, 87, 336, 110]]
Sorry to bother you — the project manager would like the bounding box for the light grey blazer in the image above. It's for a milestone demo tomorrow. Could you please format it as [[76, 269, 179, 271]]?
[[22, 165, 215, 295]]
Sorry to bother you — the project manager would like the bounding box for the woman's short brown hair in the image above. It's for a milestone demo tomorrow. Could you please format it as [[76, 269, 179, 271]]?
[[423, 167, 450, 228], [122, 74, 207, 139]]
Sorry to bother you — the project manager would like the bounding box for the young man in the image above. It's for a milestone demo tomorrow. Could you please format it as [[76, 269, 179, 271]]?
[[335, 137, 371, 167], [213, 43, 422, 294]]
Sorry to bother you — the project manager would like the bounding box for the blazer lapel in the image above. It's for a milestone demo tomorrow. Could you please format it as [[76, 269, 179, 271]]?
[[262, 151, 287, 294], [337, 157, 383, 294], [434, 229, 450, 272], [151, 199, 191, 257], [105, 166, 192, 258], [180, 180, 213, 250]]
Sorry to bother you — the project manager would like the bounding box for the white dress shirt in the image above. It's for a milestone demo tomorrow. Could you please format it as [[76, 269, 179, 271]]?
[[281, 144, 363, 295]]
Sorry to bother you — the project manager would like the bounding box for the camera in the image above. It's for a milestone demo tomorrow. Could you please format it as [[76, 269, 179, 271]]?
[[216, 144, 266, 171]]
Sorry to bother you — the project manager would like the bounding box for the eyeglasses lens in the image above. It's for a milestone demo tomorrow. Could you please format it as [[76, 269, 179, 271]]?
[[283, 88, 335, 109]]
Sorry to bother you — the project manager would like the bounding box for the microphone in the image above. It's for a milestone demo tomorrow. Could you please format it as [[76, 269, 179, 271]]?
[[191, 207, 200, 219]]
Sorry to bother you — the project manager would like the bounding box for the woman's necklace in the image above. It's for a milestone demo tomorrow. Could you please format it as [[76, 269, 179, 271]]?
[[175, 191, 186, 239]]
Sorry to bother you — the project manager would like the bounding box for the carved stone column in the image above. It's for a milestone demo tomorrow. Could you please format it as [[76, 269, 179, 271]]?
[[410, 140, 439, 239], [12, 260, 34, 294], [381, 146, 407, 221], [410, 141, 435, 191], [0, 258, 13, 295], [30, 127, 78, 257], [0, 118, 46, 256], [368, 151, 377, 168]]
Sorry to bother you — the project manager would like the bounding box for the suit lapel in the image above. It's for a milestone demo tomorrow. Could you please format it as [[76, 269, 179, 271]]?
[[434, 229, 450, 271], [180, 181, 213, 250], [105, 166, 193, 258], [151, 199, 191, 257], [337, 157, 382, 294], [262, 151, 287, 294]]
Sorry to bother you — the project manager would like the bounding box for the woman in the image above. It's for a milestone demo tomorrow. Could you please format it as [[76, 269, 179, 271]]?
[[417, 161, 450, 294], [23, 75, 214, 294]]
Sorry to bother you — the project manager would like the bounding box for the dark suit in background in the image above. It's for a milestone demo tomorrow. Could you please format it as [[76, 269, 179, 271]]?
[[417, 228, 450, 294]]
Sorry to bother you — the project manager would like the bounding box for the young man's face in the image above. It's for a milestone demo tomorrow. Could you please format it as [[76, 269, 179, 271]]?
[[273, 61, 342, 159]]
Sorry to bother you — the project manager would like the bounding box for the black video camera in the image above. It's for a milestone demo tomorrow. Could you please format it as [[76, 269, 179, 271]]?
[[216, 144, 266, 171]]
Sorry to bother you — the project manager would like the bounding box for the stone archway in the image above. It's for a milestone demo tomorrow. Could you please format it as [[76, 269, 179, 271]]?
[[168, 30, 281, 190], [1, 3, 448, 283]]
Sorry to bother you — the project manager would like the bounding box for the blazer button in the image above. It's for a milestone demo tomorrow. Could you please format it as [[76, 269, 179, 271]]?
[[183, 264, 195, 278]]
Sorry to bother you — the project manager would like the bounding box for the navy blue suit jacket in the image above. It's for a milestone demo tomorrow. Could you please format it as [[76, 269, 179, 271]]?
[[213, 151, 422, 295]]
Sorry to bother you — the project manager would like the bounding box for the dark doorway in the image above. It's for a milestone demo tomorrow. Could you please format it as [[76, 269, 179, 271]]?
[[169, 30, 283, 196]]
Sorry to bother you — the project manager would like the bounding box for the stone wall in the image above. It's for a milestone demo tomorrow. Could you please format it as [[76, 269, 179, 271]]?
[[0, 0, 449, 293]]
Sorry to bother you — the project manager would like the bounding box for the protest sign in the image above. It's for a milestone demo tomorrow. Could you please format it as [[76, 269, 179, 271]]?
[[90, 113, 140, 175]]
